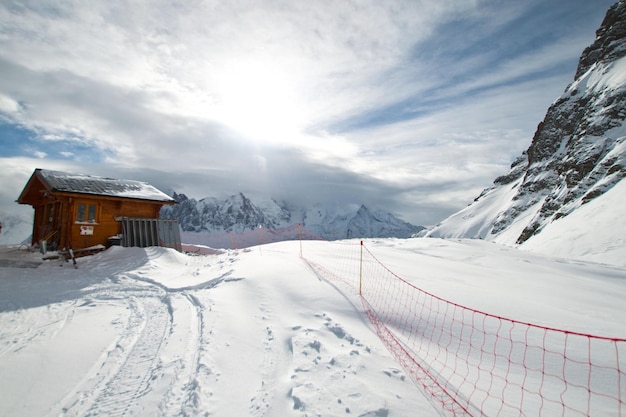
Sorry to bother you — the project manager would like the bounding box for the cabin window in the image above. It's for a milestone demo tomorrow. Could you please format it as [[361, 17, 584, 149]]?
[[76, 202, 98, 223], [47, 204, 55, 223]]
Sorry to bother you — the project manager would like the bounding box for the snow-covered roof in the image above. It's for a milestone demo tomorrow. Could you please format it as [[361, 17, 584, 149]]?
[[35, 169, 174, 202]]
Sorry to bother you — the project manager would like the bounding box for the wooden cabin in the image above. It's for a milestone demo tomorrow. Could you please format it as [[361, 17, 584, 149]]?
[[17, 168, 176, 251]]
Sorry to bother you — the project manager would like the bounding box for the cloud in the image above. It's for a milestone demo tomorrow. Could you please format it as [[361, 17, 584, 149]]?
[[0, 94, 20, 114]]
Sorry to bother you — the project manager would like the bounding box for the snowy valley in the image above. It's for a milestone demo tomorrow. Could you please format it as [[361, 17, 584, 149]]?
[[1, 2, 626, 417]]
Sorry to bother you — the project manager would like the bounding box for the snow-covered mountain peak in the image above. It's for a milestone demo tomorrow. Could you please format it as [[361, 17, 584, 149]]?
[[427, 1, 626, 253], [162, 192, 423, 245]]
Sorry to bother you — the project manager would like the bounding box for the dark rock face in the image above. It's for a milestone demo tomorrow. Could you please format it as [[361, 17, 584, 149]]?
[[575, 1, 626, 80], [463, 1, 626, 244]]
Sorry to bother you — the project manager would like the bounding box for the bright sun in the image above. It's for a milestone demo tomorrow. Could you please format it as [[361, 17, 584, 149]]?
[[214, 59, 303, 144]]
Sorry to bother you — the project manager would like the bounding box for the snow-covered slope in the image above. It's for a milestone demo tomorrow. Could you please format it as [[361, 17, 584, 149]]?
[[521, 177, 626, 265], [427, 2, 626, 255], [1, 236, 625, 416]]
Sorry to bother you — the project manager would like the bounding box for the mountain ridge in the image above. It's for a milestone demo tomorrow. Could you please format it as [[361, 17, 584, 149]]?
[[161, 191, 424, 244]]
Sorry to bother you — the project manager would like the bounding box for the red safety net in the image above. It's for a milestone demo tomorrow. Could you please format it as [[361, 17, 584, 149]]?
[[186, 225, 626, 416], [299, 236, 625, 417]]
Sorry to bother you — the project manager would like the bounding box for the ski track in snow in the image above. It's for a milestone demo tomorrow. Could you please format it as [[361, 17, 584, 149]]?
[[40, 274, 213, 417], [84, 294, 169, 417]]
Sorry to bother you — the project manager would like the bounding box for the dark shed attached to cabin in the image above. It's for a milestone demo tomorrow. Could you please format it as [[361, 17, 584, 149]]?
[[17, 168, 178, 251]]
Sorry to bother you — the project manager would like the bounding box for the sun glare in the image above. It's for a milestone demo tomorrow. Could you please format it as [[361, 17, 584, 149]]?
[[214, 60, 303, 144]]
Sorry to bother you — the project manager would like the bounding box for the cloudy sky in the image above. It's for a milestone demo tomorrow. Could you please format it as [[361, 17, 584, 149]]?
[[0, 0, 617, 226]]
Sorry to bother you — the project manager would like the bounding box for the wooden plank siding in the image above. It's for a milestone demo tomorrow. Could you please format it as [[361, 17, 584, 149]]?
[[65, 194, 164, 250]]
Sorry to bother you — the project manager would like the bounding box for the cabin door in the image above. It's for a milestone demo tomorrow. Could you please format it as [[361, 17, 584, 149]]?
[[39, 201, 62, 249]]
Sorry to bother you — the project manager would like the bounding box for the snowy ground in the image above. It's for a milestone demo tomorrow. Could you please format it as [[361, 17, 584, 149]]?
[[1, 237, 625, 417]]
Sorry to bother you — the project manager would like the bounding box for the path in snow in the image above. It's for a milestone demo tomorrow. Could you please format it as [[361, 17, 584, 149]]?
[[1, 244, 429, 416]]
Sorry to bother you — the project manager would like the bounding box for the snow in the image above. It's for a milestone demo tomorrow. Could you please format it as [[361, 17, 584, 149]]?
[[425, 178, 543, 246], [0, 244, 431, 416], [427, 174, 626, 268], [521, 177, 626, 266], [38, 169, 174, 202], [1, 231, 625, 416], [577, 56, 626, 94]]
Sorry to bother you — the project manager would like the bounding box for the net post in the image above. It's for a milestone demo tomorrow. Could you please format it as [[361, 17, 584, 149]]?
[[298, 223, 302, 257], [359, 240, 363, 296]]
